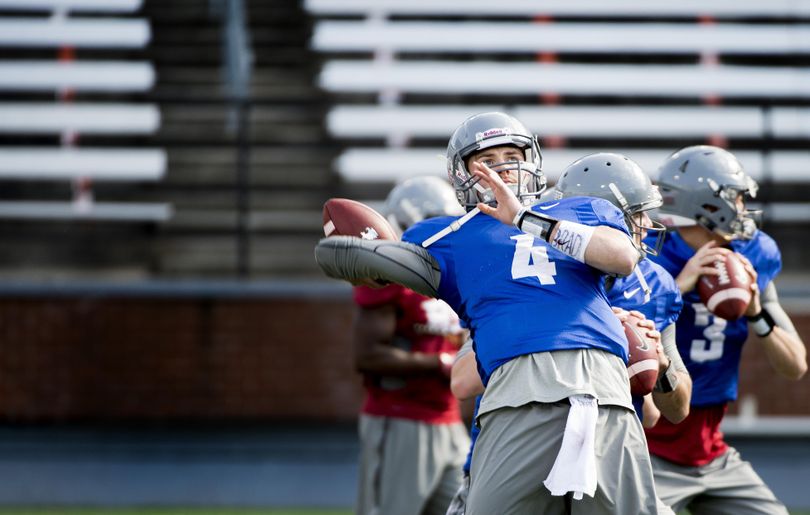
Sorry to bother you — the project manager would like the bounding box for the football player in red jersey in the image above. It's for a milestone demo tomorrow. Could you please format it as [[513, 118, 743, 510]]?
[[644, 146, 807, 515], [353, 176, 471, 515]]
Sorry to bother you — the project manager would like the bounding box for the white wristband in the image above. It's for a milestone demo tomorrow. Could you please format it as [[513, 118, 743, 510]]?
[[548, 220, 595, 263]]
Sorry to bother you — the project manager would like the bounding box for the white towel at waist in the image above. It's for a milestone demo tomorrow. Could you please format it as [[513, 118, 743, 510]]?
[[543, 394, 598, 500]]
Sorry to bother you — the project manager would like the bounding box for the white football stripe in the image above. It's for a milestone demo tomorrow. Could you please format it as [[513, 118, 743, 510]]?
[[706, 288, 752, 312], [627, 359, 659, 378], [323, 219, 336, 236]]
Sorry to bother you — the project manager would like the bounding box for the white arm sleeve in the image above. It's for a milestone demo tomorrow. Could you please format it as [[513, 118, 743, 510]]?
[[661, 323, 688, 373], [761, 282, 799, 335]]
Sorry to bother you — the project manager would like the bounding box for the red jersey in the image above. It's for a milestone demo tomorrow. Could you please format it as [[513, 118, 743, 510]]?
[[354, 284, 461, 424], [645, 404, 728, 467]]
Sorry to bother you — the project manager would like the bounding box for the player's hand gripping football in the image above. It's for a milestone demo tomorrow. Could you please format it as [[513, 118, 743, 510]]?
[[612, 307, 666, 372], [676, 241, 732, 294], [469, 161, 523, 225]]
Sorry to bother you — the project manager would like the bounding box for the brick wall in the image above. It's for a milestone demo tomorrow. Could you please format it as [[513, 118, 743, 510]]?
[[0, 292, 807, 422], [0, 294, 363, 422]]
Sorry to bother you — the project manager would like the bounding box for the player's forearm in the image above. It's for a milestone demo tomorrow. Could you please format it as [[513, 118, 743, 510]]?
[[450, 352, 484, 400], [514, 209, 637, 276], [356, 344, 448, 377], [748, 300, 807, 380], [642, 394, 661, 429], [652, 371, 691, 424], [581, 227, 638, 276], [754, 328, 807, 380]]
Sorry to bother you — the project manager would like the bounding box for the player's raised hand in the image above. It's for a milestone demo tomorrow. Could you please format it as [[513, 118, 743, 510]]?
[[676, 241, 732, 293], [470, 161, 523, 225]]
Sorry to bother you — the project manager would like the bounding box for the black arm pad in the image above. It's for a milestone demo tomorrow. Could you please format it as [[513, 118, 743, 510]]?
[[515, 208, 558, 242], [314, 236, 442, 298]]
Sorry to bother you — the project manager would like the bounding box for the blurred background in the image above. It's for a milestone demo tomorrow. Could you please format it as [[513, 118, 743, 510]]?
[[0, 0, 809, 513]]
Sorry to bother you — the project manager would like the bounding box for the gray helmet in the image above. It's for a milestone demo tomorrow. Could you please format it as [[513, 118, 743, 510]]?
[[384, 175, 465, 235], [656, 145, 760, 240], [554, 152, 666, 256], [446, 111, 545, 209]]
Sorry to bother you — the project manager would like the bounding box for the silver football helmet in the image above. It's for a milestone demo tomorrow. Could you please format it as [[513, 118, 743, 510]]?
[[446, 112, 545, 209], [554, 152, 666, 256], [384, 175, 465, 235], [656, 145, 760, 240]]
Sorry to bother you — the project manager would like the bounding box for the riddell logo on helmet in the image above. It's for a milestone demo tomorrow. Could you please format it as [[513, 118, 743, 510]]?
[[476, 128, 509, 141]]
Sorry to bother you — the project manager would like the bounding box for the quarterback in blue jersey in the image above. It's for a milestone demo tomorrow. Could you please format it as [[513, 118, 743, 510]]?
[[316, 113, 661, 514], [644, 146, 807, 515], [549, 153, 691, 430]]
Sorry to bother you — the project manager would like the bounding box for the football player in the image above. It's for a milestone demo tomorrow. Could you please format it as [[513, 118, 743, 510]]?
[[353, 176, 470, 515], [552, 153, 692, 428], [643, 145, 807, 515], [317, 112, 661, 514], [447, 153, 689, 515]]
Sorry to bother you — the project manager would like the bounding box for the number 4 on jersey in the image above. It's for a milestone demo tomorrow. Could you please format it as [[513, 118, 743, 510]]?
[[511, 234, 557, 285]]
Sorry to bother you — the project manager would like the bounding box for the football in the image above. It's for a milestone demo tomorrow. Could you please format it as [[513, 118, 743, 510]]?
[[625, 313, 659, 396], [697, 252, 752, 321], [322, 198, 398, 241]]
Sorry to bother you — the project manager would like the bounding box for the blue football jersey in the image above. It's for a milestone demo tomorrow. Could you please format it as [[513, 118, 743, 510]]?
[[608, 258, 683, 332], [608, 258, 683, 421], [645, 230, 781, 406], [402, 196, 631, 384]]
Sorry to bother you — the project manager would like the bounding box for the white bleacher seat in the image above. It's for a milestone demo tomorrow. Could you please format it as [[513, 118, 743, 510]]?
[[771, 109, 810, 138], [328, 105, 766, 139], [0, 18, 150, 48], [0, 0, 141, 13], [0, 201, 171, 222], [333, 147, 810, 184], [0, 61, 154, 92], [0, 103, 159, 135], [313, 21, 810, 55], [305, 0, 810, 17], [320, 61, 810, 98], [0, 148, 166, 181]]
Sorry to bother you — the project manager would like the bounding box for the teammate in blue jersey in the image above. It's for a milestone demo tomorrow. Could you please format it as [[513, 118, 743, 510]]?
[[643, 145, 807, 515], [316, 112, 661, 514], [550, 153, 692, 428]]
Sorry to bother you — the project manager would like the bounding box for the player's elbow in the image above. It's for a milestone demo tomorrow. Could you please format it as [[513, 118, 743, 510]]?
[[606, 246, 638, 277], [663, 404, 690, 425], [786, 359, 807, 381], [451, 374, 484, 400]]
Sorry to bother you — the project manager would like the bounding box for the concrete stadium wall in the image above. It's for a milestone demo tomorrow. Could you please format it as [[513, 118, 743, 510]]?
[[0, 284, 807, 422]]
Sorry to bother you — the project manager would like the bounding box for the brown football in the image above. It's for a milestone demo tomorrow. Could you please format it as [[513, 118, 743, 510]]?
[[697, 252, 751, 321], [322, 198, 398, 241], [625, 313, 659, 396]]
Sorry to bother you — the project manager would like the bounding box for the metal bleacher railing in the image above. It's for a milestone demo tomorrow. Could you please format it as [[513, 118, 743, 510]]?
[[0, 0, 169, 222]]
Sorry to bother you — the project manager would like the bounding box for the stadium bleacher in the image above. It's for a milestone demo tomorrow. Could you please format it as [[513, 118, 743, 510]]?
[[0, 0, 809, 277], [0, 0, 167, 222], [306, 0, 810, 272]]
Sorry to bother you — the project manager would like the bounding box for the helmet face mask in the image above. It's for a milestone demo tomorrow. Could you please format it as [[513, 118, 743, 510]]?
[[555, 153, 665, 257], [385, 175, 465, 235], [656, 145, 760, 240], [446, 112, 545, 209]]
